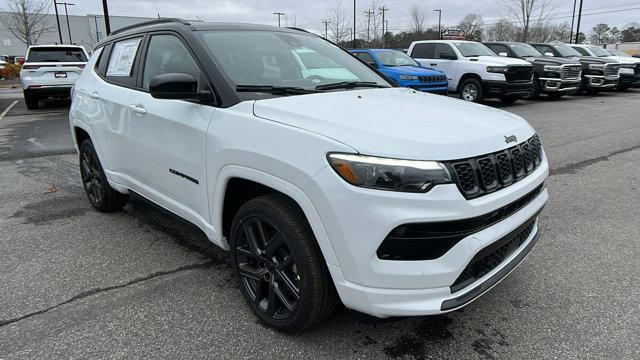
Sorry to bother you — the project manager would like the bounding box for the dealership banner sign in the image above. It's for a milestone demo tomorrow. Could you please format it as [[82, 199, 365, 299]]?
[[442, 29, 466, 40]]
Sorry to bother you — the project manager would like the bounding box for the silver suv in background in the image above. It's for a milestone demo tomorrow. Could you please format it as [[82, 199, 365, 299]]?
[[20, 45, 88, 109]]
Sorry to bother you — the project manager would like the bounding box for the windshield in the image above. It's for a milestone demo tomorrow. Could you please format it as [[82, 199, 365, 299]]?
[[510, 43, 543, 57], [587, 46, 613, 57], [197, 30, 390, 96], [26, 47, 87, 62], [554, 44, 582, 57], [608, 49, 631, 57], [375, 50, 419, 66], [453, 42, 495, 57]]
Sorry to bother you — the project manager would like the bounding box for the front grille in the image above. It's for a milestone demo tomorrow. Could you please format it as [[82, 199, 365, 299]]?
[[450, 215, 538, 293], [604, 63, 620, 77], [418, 75, 447, 83], [447, 135, 543, 200], [504, 66, 533, 83], [561, 65, 582, 80], [377, 184, 544, 261]]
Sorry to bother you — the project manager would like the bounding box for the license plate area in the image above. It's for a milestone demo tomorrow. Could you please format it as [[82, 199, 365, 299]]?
[[54, 72, 67, 78]]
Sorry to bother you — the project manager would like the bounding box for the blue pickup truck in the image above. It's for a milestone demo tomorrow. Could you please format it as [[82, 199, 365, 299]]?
[[350, 49, 448, 94]]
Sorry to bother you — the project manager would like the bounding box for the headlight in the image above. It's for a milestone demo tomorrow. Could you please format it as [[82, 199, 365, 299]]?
[[620, 63, 634, 69], [398, 74, 419, 80], [620, 67, 634, 74], [543, 65, 562, 72], [327, 153, 452, 193], [486, 66, 508, 73]]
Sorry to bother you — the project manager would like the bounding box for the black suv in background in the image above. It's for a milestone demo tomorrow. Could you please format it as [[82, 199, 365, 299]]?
[[484, 42, 582, 99], [531, 43, 621, 94]]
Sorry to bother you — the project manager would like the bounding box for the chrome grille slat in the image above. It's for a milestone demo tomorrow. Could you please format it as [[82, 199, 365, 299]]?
[[561, 65, 581, 80]]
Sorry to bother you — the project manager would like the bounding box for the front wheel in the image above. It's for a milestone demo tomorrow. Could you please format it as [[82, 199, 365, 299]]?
[[459, 78, 484, 103], [522, 77, 541, 100], [230, 194, 338, 333], [79, 139, 129, 212]]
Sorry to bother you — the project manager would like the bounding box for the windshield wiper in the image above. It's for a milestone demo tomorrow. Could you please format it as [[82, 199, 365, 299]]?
[[315, 81, 388, 91], [236, 85, 318, 95]]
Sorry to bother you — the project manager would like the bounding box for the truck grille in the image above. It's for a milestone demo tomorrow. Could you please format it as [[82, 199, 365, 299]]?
[[418, 75, 447, 83], [447, 135, 543, 200], [561, 65, 582, 80], [504, 66, 533, 83], [604, 63, 620, 78]]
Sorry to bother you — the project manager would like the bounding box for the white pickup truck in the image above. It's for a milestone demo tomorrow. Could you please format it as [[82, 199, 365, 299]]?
[[407, 40, 534, 103]]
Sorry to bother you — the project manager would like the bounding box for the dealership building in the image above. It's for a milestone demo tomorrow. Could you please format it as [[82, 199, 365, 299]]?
[[0, 12, 155, 57]]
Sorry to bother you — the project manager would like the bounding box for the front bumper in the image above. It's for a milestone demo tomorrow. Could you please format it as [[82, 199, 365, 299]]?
[[584, 75, 618, 88], [482, 80, 533, 98], [538, 77, 581, 92], [619, 72, 640, 87], [307, 152, 548, 317]]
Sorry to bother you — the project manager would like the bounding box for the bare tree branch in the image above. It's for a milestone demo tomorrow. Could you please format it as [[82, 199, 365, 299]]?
[[0, 0, 53, 46], [409, 5, 426, 34], [500, 0, 557, 42]]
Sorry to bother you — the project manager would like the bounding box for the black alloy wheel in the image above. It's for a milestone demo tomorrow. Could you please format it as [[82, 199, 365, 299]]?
[[79, 139, 129, 212]]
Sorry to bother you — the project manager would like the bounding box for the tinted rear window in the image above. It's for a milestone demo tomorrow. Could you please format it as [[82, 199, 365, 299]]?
[[27, 47, 87, 62]]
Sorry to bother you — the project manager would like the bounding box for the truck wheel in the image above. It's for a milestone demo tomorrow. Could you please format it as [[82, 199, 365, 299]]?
[[79, 139, 129, 212], [499, 96, 518, 104], [522, 76, 540, 100], [459, 78, 484, 103], [230, 194, 338, 333], [24, 93, 39, 110], [574, 79, 586, 95]]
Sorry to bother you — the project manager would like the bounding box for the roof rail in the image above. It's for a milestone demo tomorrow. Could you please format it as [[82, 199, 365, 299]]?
[[110, 18, 192, 36], [286, 27, 309, 33]]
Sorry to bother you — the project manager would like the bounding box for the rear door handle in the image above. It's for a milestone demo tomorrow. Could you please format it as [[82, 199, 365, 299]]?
[[129, 104, 147, 115], [430, 63, 437, 66], [89, 91, 100, 99]]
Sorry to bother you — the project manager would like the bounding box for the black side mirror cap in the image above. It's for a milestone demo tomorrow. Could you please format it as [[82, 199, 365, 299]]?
[[149, 73, 200, 100]]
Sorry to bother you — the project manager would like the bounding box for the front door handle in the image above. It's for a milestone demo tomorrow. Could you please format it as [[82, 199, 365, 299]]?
[[129, 104, 147, 115], [430, 63, 437, 66], [89, 91, 100, 99]]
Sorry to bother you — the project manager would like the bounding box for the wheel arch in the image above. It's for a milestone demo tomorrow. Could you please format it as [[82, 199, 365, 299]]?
[[456, 73, 483, 92], [212, 165, 340, 267]]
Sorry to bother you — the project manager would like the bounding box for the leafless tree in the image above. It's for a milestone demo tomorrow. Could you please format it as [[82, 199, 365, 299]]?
[[485, 18, 519, 41], [325, 0, 350, 44], [0, 0, 52, 46], [287, 10, 304, 29], [409, 5, 426, 34], [458, 14, 484, 41], [500, 0, 556, 42]]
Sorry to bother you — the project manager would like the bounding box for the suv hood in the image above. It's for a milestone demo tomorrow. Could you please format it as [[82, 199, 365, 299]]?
[[384, 65, 444, 76], [524, 56, 581, 66], [252, 88, 534, 160], [466, 56, 532, 67]]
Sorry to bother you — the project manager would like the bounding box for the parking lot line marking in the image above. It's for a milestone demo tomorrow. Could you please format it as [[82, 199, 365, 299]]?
[[0, 100, 19, 120]]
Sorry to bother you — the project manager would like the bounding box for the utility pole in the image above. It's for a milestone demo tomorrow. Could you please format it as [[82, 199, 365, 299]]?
[[93, 15, 100, 42], [364, 10, 373, 43], [273, 12, 285, 27], [379, 6, 388, 48], [53, 0, 63, 44], [434, 9, 442, 39], [322, 20, 330, 39], [569, 0, 577, 43], [102, 0, 111, 35], [574, 0, 584, 44], [352, 0, 356, 48], [56, 2, 75, 44]]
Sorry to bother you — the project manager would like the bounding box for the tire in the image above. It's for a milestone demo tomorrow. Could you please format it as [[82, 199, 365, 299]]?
[[499, 95, 518, 104], [574, 78, 587, 95], [79, 139, 129, 212], [459, 78, 484, 103], [522, 76, 541, 100], [24, 93, 39, 110], [230, 194, 338, 333]]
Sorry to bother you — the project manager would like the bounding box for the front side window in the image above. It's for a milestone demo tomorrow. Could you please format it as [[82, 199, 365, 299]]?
[[106, 38, 142, 77], [434, 44, 457, 59], [509, 43, 542, 58], [375, 50, 419, 67], [453, 42, 495, 57], [197, 30, 389, 97], [488, 44, 508, 56], [26, 46, 87, 62], [142, 35, 203, 90], [554, 45, 582, 57]]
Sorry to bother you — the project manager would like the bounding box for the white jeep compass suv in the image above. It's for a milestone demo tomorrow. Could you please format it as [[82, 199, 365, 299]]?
[[70, 19, 548, 333]]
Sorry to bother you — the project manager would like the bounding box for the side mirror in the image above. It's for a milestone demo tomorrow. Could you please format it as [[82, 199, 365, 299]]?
[[544, 52, 555, 57], [367, 61, 378, 68], [498, 52, 508, 57], [149, 73, 200, 100], [440, 52, 457, 60]]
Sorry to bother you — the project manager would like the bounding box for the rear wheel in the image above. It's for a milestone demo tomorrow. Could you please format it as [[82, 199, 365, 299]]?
[[459, 78, 484, 103], [230, 194, 338, 333], [79, 139, 129, 212], [24, 93, 39, 110]]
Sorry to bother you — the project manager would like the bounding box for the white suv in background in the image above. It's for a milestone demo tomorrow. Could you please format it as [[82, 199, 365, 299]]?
[[407, 40, 534, 103], [20, 44, 89, 109], [70, 19, 548, 332]]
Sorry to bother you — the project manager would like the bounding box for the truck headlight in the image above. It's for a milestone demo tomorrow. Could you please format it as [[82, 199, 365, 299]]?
[[398, 74, 419, 80], [543, 65, 562, 72], [327, 153, 452, 193], [486, 66, 509, 73]]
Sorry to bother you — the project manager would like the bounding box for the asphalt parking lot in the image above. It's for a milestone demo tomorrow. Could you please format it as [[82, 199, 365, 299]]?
[[0, 87, 639, 359]]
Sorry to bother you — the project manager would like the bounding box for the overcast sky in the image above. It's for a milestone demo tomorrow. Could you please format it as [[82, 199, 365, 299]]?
[[3, 0, 639, 35]]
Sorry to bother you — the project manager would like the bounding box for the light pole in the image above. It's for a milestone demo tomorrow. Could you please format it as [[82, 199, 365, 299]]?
[[569, 0, 577, 43], [102, 0, 111, 35], [434, 9, 442, 39], [574, 0, 584, 44], [352, 0, 356, 48], [53, 0, 63, 44], [273, 12, 285, 27], [322, 19, 330, 39], [56, 2, 75, 44]]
